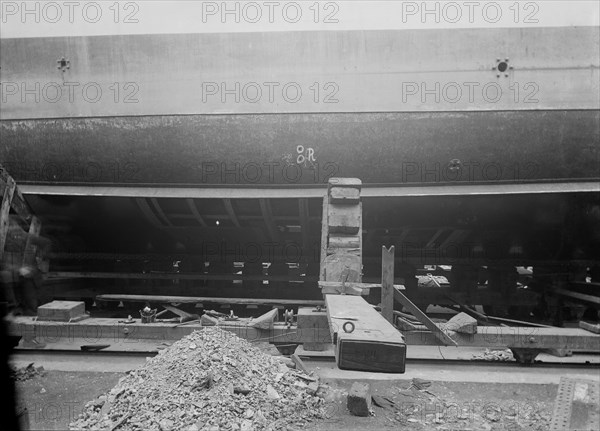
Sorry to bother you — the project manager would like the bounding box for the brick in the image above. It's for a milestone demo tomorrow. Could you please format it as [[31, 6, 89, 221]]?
[[330, 187, 360, 204], [347, 382, 372, 417], [37, 301, 87, 322]]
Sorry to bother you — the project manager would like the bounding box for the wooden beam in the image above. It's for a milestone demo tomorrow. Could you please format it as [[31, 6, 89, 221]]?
[[186, 199, 207, 227], [22, 216, 41, 266], [96, 294, 324, 307], [381, 246, 395, 323], [223, 198, 241, 227], [556, 288, 600, 305], [259, 198, 279, 242], [425, 228, 446, 249], [393, 286, 458, 346], [47, 271, 318, 282], [439, 229, 468, 250], [299, 198, 310, 253], [326, 294, 406, 373], [0, 175, 16, 261]]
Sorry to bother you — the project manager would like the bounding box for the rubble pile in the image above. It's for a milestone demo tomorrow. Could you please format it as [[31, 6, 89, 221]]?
[[11, 362, 45, 381], [472, 348, 514, 361], [70, 328, 326, 431]]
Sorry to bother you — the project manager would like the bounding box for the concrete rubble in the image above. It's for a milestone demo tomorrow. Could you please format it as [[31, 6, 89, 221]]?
[[69, 328, 327, 430], [10, 362, 46, 381]]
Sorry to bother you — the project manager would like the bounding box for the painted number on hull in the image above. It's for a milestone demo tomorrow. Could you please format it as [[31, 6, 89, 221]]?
[[296, 145, 316, 166]]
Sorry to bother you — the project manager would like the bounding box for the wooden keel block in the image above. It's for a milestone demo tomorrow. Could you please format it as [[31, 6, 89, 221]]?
[[347, 382, 372, 417], [37, 301, 87, 322], [329, 235, 361, 249], [328, 204, 360, 234], [326, 294, 406, 373], [328, 178, 362, 190], [330, 187, 360, 204], [322, 253, 361, 283]]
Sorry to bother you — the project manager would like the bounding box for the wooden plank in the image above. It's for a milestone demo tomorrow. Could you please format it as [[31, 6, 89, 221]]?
[[223, 198, 241, 228], [96, 294, 324, 307], [402, 326, 600, 350], [381, 246, 395, 323], [18, 181, 600, 200], [393, 286, 458, 346], [556, 288, 600, 305], [0, 175, 16, 260], [319, 281, 371, 296], [326, 294, 406, 373], [47, 271, 318, 282], [320, 196, 328, 282], [291, 352, 311, 374], [580, 321, 600, 334]]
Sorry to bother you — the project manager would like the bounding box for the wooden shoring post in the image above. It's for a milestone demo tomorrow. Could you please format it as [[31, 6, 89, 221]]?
[[319, 195, 328, 282], [22, 216, 41, 266], [381, 246, 395, 323], [0, 175, 16, 261]]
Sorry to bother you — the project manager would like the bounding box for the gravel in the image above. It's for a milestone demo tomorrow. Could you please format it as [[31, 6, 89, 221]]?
[[69, 328, 326, 431]]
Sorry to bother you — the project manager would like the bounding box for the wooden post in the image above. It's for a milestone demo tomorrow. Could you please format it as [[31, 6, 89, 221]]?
[[381, 246, 394, 323], [0, 175, 16, 261], [22, 216, 41, 266]]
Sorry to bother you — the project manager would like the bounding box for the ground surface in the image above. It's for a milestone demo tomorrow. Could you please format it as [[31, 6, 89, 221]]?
[[15, 369, 558, 431]]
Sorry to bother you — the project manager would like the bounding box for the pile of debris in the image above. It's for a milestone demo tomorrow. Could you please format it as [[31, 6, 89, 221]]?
[[11, 362, 46, 381], [69, 328, 326, 431], [472, 348, 514, 361]]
